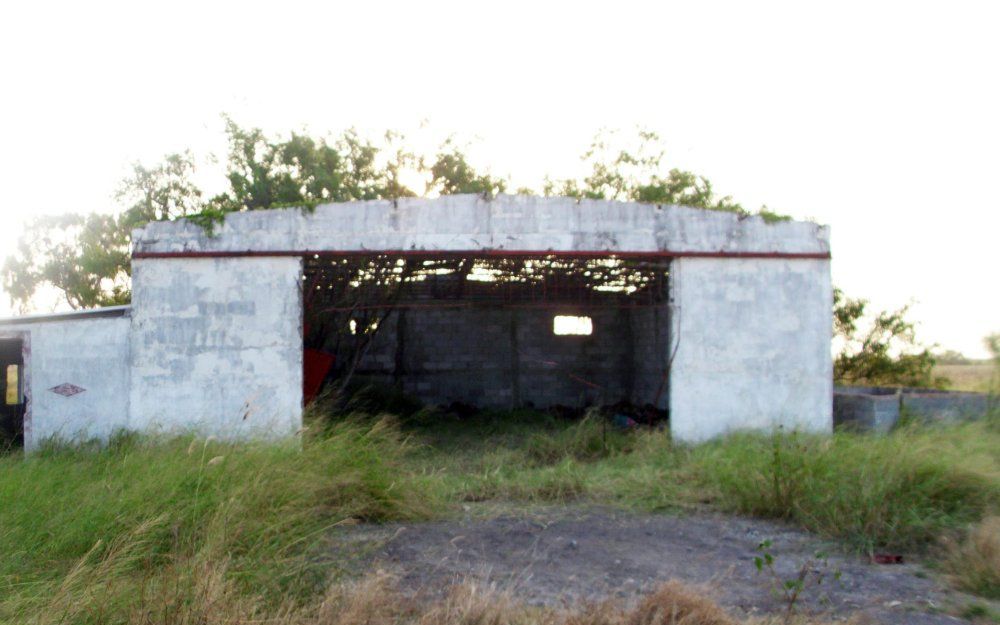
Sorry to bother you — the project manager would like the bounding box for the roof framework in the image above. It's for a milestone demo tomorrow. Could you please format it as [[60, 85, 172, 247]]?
[[302, 252, 670, 313]]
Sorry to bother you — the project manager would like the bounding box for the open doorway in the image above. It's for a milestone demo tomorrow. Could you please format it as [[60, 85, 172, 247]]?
[[0, 337, 26, 448], [300, 253, 672, 419]]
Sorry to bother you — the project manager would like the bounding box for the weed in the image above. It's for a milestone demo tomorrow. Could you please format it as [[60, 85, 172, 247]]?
[[754, 540, 840, 623], [960, 602, 1000, 623]]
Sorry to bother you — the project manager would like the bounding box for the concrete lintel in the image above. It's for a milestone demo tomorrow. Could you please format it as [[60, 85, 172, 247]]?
[[132, 195, 830, 257]]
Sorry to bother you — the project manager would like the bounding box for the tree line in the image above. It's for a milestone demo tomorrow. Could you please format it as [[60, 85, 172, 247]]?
[[1, 120, 950, 388]]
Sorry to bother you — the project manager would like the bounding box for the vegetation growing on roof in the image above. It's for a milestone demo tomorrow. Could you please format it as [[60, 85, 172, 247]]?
[[2, 124, 783, 312]]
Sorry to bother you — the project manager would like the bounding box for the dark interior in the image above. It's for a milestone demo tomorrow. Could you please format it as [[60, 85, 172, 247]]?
[[0, 339, 25, 447], [300, 254, 672, 412]]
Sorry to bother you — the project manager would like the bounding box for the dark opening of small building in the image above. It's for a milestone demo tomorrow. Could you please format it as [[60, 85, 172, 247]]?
[[300, 253, 671, 416], [0, 338, 25, 447]]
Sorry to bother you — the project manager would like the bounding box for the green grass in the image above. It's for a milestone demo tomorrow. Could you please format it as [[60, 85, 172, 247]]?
[[0, 419, 438, 620], [684, 425, 999, 550], [0, 411, 997, 622], [400, 412, 999, 551]]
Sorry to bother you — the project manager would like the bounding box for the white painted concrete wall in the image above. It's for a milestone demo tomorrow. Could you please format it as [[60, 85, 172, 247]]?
[[669, 257, 833, 442], [134, 195, 830, 257], [129, 257, 303, 438], [0, 196, 833, 446], [0, 315, 131, 450]]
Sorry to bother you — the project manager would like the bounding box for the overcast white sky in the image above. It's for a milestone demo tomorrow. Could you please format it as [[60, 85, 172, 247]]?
[[0, 0, 997, 356]]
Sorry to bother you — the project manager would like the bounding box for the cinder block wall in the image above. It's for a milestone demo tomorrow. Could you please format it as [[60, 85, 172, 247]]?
[[352, 306, 669, 409], [629, 305, 671, 409]]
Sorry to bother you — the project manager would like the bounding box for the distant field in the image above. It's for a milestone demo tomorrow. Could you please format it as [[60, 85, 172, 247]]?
[[935, 360, 996, 392]]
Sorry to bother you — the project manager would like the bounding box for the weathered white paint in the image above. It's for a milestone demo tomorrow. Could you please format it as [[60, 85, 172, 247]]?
[[0, 195, 834, 447], [668, 257, 833, 442], [133, 194, 830, 257], [0, 313, 131, 450], [128, 257, 303, 439]]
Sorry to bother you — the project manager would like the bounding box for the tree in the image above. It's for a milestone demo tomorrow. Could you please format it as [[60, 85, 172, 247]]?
[[833, 288, 945, 388], [985, 333, 1000, 395], [2, 152, 199, 310], [2, 213, 130, 311], [210, 120, 420, 213], [190, 122, 424, 232], [426, 138, 506, 197], [934, 349, 969, 365], [117, 151, 202, 228], [2, 123, 776, 311], [544, 129, 747, 214]]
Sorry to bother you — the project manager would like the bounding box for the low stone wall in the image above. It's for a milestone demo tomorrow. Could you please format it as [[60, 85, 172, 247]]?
[[833, 386, 993, 433]]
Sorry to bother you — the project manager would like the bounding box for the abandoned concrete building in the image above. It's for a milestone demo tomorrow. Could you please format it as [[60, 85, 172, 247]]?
[[0, 194, 833, 449]]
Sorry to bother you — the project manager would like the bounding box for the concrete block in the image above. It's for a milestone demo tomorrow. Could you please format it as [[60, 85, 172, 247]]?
[[833, 386, 992, 433]]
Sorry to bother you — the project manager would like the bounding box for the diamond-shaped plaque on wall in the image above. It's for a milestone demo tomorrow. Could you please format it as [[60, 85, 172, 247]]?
[[49, 383, 86, 397]]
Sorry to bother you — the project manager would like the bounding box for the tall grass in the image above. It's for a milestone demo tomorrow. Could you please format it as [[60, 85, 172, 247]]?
[[0, 418, 438, 620], [943, 516, 1000, 599], [685, 424, 1000, 551], [1, 411, 998, 621], [411, 415, 999, 552]]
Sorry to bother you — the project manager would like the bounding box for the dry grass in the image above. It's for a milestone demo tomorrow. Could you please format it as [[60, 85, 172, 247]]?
[[628, 581, 738, 625], [15, 531, 849, 625], [307, 574, 845, 625], [944, 516, 1000, 599], [935, 361, 996, 393], [4, 416, 998, 621]]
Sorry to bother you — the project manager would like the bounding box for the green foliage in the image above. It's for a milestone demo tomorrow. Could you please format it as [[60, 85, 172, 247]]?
[[986, 333, 1000, 395], [544, 129, 744, 214], [1, 213, 131, 310], [757, 206, 793, 223], [4, 123, 771, 311], [540, 128, 793, 224], [426, 138, 507, 197], [987, 334, 1000, 362], [2, 152, 200, 309], [117, 151, 202, 227], [833, 287, 946, 388], [209, 120, 419, 215]]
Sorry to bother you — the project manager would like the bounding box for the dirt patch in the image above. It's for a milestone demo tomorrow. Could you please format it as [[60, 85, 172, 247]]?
[[326, 505, 984, 624]]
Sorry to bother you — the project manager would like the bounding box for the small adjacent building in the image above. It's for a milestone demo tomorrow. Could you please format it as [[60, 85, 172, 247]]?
[[0, 194, 833, 449]]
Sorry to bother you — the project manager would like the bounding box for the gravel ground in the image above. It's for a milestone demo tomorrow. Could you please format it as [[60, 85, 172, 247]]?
[[325, 505, 989, 624]]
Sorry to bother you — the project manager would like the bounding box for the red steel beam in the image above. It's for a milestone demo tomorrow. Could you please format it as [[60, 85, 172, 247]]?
[[133, 249, 831, 260]]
